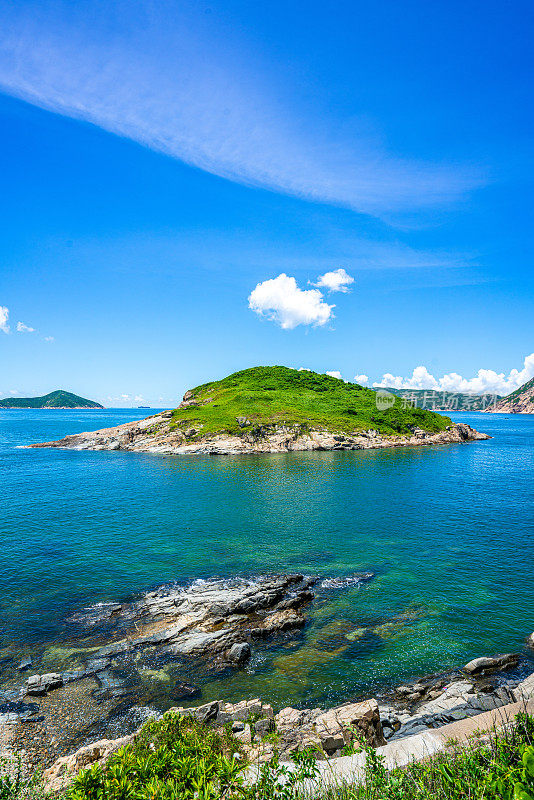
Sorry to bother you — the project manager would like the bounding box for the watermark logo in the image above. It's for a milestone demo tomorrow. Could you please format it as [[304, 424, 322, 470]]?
[[375, 390, 396, 410], [398, 391, 499, 411]]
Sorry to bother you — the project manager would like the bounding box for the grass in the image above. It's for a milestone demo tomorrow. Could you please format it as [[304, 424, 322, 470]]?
[[2, 712, 534, 800], [169, 366, 452, 439]]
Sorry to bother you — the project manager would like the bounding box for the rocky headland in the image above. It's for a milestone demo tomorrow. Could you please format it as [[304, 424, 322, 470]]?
[[486, 376, 534, 414]]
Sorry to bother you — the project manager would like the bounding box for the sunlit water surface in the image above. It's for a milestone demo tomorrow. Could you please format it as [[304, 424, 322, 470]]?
[[1, 408, 533, 709]]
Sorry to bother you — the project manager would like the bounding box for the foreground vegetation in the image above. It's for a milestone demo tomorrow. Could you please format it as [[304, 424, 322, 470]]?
[[170, 366, 452, 438], [2, 712, 533, 800]]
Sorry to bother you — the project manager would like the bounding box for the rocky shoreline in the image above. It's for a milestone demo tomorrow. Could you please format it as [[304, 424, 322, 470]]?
[[30, 414, 490, 455], [1, 573, 533, 792], [0, 574, 372, 769], [6, 649, 534, 794]]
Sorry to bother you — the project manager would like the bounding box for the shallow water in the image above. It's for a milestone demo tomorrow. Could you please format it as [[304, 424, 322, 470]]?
[[1, 408, 533, 710]]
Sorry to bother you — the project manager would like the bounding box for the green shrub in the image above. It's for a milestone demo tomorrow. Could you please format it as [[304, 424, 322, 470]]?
[[68, 713, 243, 800]]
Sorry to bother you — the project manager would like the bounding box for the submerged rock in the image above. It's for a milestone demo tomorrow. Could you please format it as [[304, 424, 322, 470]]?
[[67, 575, 317, 669]]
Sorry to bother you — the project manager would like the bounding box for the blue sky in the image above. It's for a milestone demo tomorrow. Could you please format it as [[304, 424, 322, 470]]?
[[0, 0, 533, 405]]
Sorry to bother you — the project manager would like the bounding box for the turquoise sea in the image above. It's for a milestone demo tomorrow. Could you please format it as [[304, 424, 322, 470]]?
[[1, 408, 533, 710]]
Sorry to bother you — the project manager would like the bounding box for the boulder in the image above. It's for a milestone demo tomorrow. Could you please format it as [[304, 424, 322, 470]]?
[[275, 707, 308, 732], [234, 723, 253, 744], [26, 673, 63, 695], [192, 701, 219, 724], [463, 654, 518, 675], [527, 632, 534, 649], [44, 735, 133, 793], [314, 699, 385, 752], [254, 718, 275, 737], [227, 642, 251, 665], [217, 698, 272, 724]]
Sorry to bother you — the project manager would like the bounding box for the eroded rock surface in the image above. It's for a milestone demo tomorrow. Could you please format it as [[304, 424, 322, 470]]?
[[70, 574, 317, 663]]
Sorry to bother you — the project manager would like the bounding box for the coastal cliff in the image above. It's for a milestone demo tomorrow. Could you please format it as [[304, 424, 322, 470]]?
[[486, 376, 534, 414], [30, 366, 490, 454]]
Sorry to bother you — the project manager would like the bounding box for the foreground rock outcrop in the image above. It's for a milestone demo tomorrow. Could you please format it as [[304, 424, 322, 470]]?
[[30, 416, 490, 455]]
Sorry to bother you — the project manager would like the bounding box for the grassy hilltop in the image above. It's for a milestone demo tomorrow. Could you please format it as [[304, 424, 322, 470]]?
[[170, 366, 452, 437]]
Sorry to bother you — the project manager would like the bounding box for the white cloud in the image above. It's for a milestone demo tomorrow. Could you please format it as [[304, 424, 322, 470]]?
[[373, 353, 534, 395], [0, 306, 10, 333], [326, 370, 343, 380], [43, 336, 55, 342], [248, 273, 334, 330], [0, 3, 482, 218], [298, 367, 311, 372], [16, 321, 35, 333], [354, 374, 369, 385], [314, 268, 354, 293]]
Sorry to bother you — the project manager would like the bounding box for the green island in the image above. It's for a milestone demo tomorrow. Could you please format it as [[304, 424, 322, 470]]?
[[0, 390, 103, 410], [170, 366, 452, 437]]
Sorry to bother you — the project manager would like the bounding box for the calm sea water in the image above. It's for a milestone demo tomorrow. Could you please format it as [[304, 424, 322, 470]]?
[[1, 408, 533, 709]]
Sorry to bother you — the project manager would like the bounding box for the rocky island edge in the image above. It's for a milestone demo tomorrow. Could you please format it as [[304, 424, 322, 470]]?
[[29, 366, 490, 455]]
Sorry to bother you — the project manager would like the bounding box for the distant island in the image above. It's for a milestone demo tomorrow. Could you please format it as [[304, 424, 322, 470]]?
[[0, 390, 104, 409], [486, 376, 534, 414], [389, 388, 502, 412], [31, 366, 488, 454]]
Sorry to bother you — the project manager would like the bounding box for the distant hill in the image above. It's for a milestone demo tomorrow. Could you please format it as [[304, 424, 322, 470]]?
[[388, 388, 502, 412], [486, 377, 534, 414], [0, 390, 104, 409]]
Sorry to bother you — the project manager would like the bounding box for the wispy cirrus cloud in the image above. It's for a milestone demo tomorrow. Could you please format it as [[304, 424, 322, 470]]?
[[0, 1, 483, 219], [16, 321, 35, 333]]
